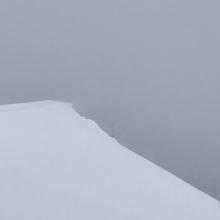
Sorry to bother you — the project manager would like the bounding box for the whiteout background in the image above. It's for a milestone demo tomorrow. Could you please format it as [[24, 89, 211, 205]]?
[[0, 0, 220, 200]]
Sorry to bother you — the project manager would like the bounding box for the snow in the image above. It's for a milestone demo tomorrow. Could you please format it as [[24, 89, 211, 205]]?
[[0, 101, 219, 219]]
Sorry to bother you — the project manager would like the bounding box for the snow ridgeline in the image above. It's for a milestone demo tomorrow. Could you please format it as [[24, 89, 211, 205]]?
[[0, 101, 219, 219]]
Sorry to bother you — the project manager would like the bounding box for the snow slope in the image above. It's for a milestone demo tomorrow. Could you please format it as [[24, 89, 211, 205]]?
[[0, 101, 219, 219]]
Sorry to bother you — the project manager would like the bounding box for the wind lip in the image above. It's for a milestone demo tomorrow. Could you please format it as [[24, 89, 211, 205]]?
[[0, 100, 72, 112]]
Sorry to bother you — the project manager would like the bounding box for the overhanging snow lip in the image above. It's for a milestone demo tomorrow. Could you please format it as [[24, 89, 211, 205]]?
[[0, 100, 72, 112]]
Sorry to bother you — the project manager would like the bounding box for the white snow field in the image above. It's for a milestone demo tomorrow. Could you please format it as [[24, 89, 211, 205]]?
[[0, 101, 219, 220]]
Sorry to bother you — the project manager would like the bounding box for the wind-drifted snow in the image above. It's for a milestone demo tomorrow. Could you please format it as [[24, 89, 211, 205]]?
[[0, 101, 219, 219]]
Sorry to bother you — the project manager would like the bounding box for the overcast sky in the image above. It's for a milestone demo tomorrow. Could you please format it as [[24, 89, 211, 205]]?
[[0, 0, 220, 200]]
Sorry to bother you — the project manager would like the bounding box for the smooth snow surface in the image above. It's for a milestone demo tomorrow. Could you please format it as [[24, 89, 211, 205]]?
[[0, 101, 219, 219]]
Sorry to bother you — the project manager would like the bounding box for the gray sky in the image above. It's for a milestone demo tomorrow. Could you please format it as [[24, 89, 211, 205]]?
[[0, 0, 220, 199]]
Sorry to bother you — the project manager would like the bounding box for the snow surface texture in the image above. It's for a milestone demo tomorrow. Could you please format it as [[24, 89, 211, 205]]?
[[0, 101, 219, 219]]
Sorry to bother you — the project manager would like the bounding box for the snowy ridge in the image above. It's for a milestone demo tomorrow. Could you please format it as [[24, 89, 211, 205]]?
[[0, 101, 219, 219], [0, 100, 72, 111]]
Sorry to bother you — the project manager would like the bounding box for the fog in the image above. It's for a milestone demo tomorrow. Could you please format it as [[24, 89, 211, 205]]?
[[0, 0, 220, 200]]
